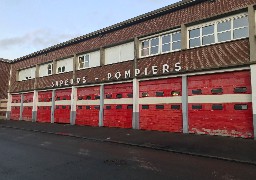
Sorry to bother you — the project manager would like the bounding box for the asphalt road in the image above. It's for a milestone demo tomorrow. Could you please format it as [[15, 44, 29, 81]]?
[[0, 127, 255, 180]]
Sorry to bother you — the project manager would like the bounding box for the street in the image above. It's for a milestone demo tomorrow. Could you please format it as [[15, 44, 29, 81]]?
[[0, 127, 255, 180]]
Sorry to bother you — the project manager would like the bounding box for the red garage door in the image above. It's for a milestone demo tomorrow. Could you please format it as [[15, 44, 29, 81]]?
[[188, 71, 253, 138], [139, 78, 182, 132], [37, 91, 52, 123], [55, 89, 71, 124], [76, 86, 100, 127], [104, 83, 133, 129], [11, 94, 21, 120], [22, 93, 33, 121]]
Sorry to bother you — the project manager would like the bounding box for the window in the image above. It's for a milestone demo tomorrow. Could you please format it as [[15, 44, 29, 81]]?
[[95, 95, 100, 100], [78, 54, 90, 69], [192, 89, 202, 95], [156, 91, 164, 97], [234, 87, 247, 93], [142, 92, 149, 97], [127, 105, 133, 109], [78, 106, 82, 109], [212, 104, 223, 110], [188, 13, 248, 48], [78, 96, 83, 100], [140, 30, 181, 57], [18, 67, 36, 81], [106, 94, 112, 99], [192, 105, 202, 110], [171, 105, 180, 110], [86, 106, 91, 110], [171, 91, 180, 96], [127, 93, 133, 98], [116, 94, 122, 99], [106, 106, 111, 110], [156, 105, 164, 109], [47, 64, 53, 75], [211, 88, 223, 94], [116, 105, 122, 109], [58, 66, 65, 73], [86, 96, 91, 100], [142, 105, 149, 109], [95, 106, 100, 110], [234, 104, 248, 110]]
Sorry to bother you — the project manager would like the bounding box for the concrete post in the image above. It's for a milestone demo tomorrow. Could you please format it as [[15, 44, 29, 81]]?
[[248, 5, 256, 62], [134, 37, 139, 70], [52, 60, 57, 75], [182, 75, 189, 134], [100, 48, 105, 66], [32, 90, 38, 122], [6, 93, 12, 120], [51, 90, 55, 124], [250, 65, 256, 140], [34, 65, 39, 89], [99, 84, 104, 127], [132, 78, 140, 129], [181, 24, 188, 50], [73, 54, 77, 80], [70, 86, 77, 125], [19, 93, 24, 121]]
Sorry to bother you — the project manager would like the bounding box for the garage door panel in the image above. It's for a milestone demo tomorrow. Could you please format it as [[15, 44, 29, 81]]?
[[188, 71, 253, 139]]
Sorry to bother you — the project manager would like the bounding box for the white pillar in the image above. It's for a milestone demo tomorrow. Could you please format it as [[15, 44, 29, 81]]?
[[19, 93, 24, 121], [99, 84, 104, 127], [70, 86, 77, 125], [51, 90, 55, 124], [182, 75, 189, 134], [32, 90, 38, 122], [6, 93, 12, 120], [250, 65, 256, 140], [132, 78, 140, 129]]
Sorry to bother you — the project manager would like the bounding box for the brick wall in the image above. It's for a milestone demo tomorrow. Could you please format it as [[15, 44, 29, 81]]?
[[0, 61, 10, 98]]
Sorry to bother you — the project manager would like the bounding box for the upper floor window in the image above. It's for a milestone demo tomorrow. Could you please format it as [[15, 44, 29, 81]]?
[[78, 54, 89, 69], [47, 64, 53, 75], [188, 13, 248, 48], [18, 67, 36, 81], [58, 66, 65, 73], [140, 30, 181, 57], [56, 57, 73, 74]]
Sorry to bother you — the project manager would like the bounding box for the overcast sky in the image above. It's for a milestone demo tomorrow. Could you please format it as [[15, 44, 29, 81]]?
[[0, 0, 179, 60]]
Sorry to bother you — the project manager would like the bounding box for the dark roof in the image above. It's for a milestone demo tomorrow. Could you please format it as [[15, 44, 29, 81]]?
[[0, 58, 11, 63], [13, 0, 202, 62]]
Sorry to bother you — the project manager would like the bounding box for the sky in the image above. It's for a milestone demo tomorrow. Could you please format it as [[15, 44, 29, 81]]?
[[0, 0, 179, 60]]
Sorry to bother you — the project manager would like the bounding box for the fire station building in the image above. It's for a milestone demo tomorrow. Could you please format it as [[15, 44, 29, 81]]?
[[1, 0, 256, 139]]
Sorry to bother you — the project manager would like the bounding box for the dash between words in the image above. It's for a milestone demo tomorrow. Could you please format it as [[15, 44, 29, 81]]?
[[51, 63, 181, 87]]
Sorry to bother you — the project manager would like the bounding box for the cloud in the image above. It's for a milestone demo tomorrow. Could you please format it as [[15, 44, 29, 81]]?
[[0, 29, 80, 50]]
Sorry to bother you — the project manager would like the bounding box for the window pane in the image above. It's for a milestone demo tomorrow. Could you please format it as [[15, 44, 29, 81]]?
[[202, 35, 215, 45], [162, 35, 171, 44], [85, 55, 89, 62], [233, 27, 248, 39], [162, 44, 170, 52], [202, 25, 214, 35], [141, 49, 149, 56], [172, 32, 181, 42], [234, 16, 248, 29], [62, 66, 65, 72], [217, 20, 231, 32], [142, 41, 149, 48], [48, 69, 52, 75], [79, 62, 84, 69], [151, 46, 159, 54], [189, 38, 200, 48], [172, 41, 181, 51], [218, 31, 231, 42], [84, 61, 89, 67], [189, 29, 200, 38], [151, 38, 159, 46]]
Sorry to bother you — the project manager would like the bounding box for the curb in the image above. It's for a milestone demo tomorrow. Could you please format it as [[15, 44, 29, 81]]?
[[1, 124, 256, 166]]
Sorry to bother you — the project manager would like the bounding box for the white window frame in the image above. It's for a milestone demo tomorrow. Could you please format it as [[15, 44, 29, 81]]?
[[187, 13, 249, 49], [47, 63, 53, 75], [78, 54, 90, 70], [57, 66, 66, 74], [139, 29, 181, 58]]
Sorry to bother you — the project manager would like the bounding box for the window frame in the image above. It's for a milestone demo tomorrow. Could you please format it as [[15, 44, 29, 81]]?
[[47, 63, 53, 75], [187, 13, 248, 49], [140, 29, 181, 58], [78, 54, 90, 70]]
